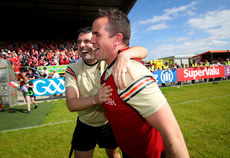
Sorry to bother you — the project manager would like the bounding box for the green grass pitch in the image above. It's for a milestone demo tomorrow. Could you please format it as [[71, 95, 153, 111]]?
[[0, 81, 229, 158]]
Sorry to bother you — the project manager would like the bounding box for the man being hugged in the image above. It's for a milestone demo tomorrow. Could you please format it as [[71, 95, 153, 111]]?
[[90, 8, 189, 158]]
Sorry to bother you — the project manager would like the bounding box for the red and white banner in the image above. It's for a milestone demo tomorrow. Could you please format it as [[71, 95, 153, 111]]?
[[8, 81, 19, 88], [177, 66, 225, 81]]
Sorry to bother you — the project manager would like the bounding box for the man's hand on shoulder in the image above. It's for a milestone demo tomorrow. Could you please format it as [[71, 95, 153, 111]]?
[[112, 51, 135, 90]]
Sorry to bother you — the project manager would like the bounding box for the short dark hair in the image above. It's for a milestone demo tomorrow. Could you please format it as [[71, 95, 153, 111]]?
[[95, 8, 131, 46], [77, 27, 92, 37]]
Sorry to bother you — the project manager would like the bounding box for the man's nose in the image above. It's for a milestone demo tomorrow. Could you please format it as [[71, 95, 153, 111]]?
[[79, 42, 85, 48]]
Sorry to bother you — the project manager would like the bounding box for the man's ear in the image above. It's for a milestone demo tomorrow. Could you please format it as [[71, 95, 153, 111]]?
[[114, 33, 123, 45]]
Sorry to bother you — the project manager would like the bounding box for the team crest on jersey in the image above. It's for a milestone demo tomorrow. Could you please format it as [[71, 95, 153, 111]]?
[[105, 98, 117, 106]]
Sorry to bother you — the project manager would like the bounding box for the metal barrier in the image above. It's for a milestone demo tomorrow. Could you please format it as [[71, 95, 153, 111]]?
[[0, 59, 18, 107]]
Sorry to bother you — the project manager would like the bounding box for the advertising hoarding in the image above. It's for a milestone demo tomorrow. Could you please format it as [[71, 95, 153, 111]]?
[[177, 66, 225, 81], [152, 69, 177, 83], [32, 78, 65, 96]]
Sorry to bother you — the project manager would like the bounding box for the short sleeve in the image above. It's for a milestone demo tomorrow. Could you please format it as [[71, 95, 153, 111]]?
[[64, 65, 78, 90], [117, 60, 167, 117]]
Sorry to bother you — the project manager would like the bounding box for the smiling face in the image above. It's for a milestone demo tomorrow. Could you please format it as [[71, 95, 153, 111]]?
[[77, 32, 97, 64], [91, 17, 117, 65]]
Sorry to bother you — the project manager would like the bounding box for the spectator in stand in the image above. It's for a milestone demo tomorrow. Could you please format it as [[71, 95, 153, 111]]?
[[162, 62, 169, 86], [191, 60, 198, 68], [42, 67, 49, 78], [38, 55, 45, 66], [0, 53, 4, 59], [204, 60, 210, 82], [170, 64, 177, 85], [1, 49, 6, 56], [175, 63, 181, 69], [49, 56, 57, 65], [51, 69, 60, 97], [181, 64, 186, 69], [204, 60, 210, 67], [52, 69, 60, 78], [148, 63, 155, 72], [198, 62, 204, 82], [191, 60, 198, 83], [226, 58, 230, 65], [170, 64, 177, 70], [162, 62, 169, 70], [29, 61, 40, 78], [64, 56, 69, 65], [26, 69, 35, 80], [69, 55, 76, 64], [59, 52, 65, 65], [198, 61, 203, 68]]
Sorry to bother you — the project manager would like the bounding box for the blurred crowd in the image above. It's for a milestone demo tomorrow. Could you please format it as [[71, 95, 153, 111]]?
[[1, 40, 229, 80], [146, 58, 230, 73], [0, 40, 81, 74]]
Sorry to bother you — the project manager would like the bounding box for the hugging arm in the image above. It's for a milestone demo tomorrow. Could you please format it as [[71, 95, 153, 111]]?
[[66, 83, 112, 112], [112, 46, 148, 90]]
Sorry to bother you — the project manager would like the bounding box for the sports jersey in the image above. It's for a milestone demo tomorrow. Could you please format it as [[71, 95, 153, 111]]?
[[17, 72, 28, 86], [101, 51, 166, 157], [65, 60, 108, 127]]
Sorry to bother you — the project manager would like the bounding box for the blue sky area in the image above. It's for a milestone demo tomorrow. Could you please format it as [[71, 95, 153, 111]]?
[[128, 0, 230, 60]]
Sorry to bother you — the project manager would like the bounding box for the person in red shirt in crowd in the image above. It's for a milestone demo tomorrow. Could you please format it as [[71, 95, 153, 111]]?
[[64, 56, 69, 65], [10, 52, 17, 64], [12, 62, 20, 73], [0, 54, 4, 59], [47, 51, 53, 62], [38, 55, 45, 66], [49, 56, 57, 65], [59, 53, 65, 65]]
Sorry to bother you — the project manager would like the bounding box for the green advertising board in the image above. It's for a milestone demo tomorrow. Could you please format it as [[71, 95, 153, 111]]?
[[37, 65, 68, 74]]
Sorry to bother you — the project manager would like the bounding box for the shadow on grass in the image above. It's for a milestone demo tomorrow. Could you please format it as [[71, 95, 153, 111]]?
[[0, 106, 28, 114], [1, 108, 28, 114], [0, 102, 54, 131]]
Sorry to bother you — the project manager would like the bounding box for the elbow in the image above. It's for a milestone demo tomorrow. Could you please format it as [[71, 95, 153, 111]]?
[[66, 101, 75, 112], [144, 48, 148, 58], [67, 106, 75, 112], [163, 129, 189, 158]]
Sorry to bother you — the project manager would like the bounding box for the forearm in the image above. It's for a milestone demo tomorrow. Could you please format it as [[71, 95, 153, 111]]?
[[25, 85, 34, 88], [124, 46, 148, 59], [66, 95, 98, 112], [163, 128, 189, 158], [145, 103, 189, 158]]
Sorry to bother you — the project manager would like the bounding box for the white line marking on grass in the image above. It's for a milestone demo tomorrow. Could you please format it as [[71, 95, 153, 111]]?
[[171, 95, 230, 106], [0, 119, 76, 133]]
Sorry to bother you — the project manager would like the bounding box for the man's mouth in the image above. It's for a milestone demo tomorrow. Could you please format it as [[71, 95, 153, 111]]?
[[82, 51, 89, 55]]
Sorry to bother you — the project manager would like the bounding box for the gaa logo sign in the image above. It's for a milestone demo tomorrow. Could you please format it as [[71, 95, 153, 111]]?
[[161, 70, 174, 83], [32, 78, 65, 96]]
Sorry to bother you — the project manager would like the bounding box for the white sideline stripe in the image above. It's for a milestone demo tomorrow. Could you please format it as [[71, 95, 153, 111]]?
[[1, 95, 229, 133], [0, 119, 76, 133], [171, 95, 230, 106]]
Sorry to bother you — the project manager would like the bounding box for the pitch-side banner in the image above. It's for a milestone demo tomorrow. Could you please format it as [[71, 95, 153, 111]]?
[[225, 66, 230, 77], [37, 65, 68, 74], [32, 78, 65, 96], [152, 69, 177, 83], [177, 66, 225, 81]]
